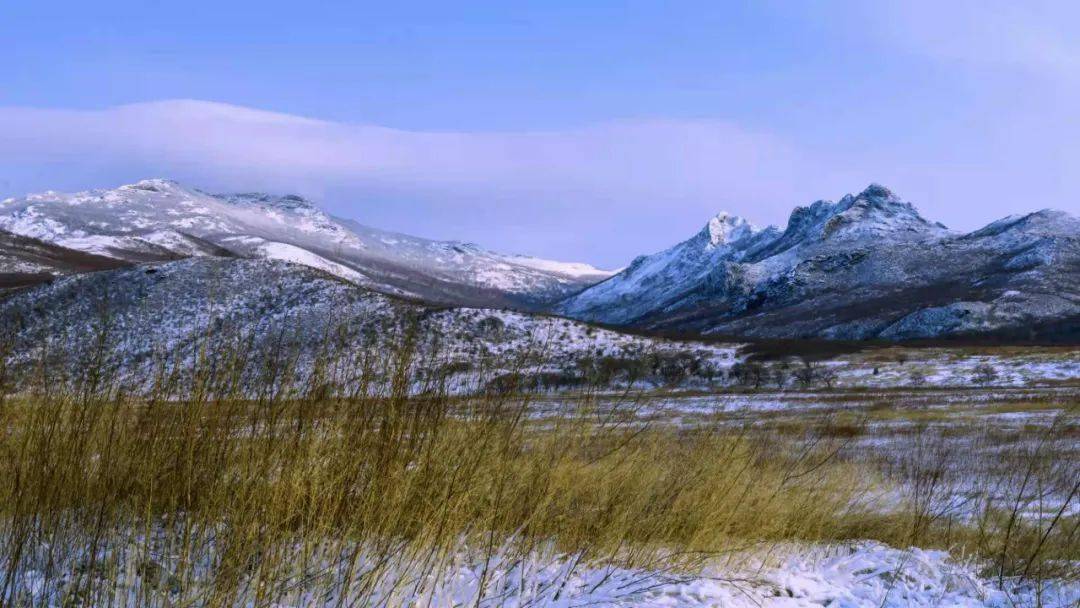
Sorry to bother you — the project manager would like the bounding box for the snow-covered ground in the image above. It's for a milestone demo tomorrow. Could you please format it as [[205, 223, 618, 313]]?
[[535, 542, 1079, 608], [9, 540, 1076, 607], [530, 386, 1079, 529], [566, 386, 1080, 420], [827, 349, 1080, 388]]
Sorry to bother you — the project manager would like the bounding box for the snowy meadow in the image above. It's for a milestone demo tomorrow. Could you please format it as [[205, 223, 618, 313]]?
[[0, 322, 1075, 607]]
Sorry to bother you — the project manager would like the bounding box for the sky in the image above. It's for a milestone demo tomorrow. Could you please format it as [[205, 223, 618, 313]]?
[[2, 1, 1079, 267]]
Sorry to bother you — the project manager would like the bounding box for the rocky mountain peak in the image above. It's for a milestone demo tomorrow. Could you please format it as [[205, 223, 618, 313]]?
[[119, 178, 184, 194], [857, 183, 898, 202], [813, 184, 943, 242], [698, 212, 757, 248], [838, 184, 918, 217]]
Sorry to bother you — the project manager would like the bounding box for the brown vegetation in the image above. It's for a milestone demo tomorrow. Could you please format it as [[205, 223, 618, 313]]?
[[0, 322, 1074, 605]]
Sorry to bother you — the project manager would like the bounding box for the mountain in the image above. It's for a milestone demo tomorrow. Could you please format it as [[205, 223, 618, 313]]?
[[558, 185, 1080, 341], [0, 256, 735, 391], [0, 179, 612, 308], [4, 180, 1077, 343]]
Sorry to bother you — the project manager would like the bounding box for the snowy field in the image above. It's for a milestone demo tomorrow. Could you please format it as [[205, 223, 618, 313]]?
[[484, 542, 1080, 608], [518, 385, 1079, 607], [534, 385, 1079, 515], [9, 539, 1076, 607]]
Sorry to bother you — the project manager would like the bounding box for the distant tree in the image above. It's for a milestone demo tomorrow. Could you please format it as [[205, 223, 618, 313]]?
[[575, 356, 597, 381], [657, 364, 684, 386], [793, 361, 817, 388], [973, 363, 998, 385], [908, 369, 927, 387], [732, 361, 766, 389], [791, 359, 838, 389], [818, 366, 839, 389], [769, 364, 788, 389], [574, 355, 637, 385]]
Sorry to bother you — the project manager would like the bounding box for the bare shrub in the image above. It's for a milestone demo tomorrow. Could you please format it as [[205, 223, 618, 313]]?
[[973, 362, 999, 385], [731, 361, 766, 389]]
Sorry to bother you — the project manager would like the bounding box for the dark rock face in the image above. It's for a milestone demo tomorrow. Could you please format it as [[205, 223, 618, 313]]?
[[559, 186, 1080, 341]]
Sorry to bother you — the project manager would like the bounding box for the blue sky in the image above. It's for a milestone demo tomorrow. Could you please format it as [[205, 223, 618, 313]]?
[[2, 1, 1079, 266]]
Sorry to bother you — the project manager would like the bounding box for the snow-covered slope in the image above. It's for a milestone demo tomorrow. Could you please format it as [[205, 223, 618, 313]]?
[[0, 256, 736, 391], [0, 179, 613, 308], [559, 185, 1080, 340], [559, 212, 780, 325]]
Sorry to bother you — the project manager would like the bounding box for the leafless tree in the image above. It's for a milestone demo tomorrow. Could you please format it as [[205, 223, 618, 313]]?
[[973, 363, 998, 385]]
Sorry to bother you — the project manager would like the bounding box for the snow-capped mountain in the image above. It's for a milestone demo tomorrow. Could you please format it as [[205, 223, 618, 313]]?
[[4, 180, 1077, 342], [0, 179, 613, 308], [559, 185, 1080, 340]]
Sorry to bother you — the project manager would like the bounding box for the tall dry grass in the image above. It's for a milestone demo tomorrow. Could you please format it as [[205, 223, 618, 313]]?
[[0, 316, 1074, 606]]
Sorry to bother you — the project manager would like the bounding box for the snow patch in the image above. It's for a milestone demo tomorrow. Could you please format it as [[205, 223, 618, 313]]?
[[256, 241, 369, 285]]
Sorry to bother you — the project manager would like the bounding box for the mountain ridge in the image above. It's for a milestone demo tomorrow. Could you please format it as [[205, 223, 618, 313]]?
[[558, 185, 1079, 340], [3, 180, 1076, 342], [0, 179, 613, 308]]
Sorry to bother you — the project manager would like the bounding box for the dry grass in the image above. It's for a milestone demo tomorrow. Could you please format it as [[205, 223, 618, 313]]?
[[0, 321, 1075, 606]]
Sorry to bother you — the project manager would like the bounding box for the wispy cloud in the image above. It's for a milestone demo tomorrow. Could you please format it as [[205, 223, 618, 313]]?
[[0, 100, 859, 264]]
